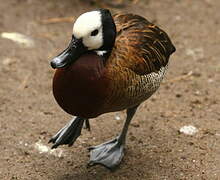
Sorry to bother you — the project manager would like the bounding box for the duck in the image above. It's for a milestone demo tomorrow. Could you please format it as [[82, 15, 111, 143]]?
[[49, 9, 175, 169]]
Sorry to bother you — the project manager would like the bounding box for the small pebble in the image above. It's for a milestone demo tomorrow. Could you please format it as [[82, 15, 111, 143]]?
[[115, 115, 121, 120], [194, 90, 201, 96], [208, 79, 214, 83], [131, 122, 140, 128], [179, 125, 198, 135], [2, 58, 16, 66], [175, 16, 181, 21], [175, 94, 182, 98]]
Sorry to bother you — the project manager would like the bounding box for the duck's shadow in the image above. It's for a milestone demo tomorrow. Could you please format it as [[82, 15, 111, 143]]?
[[53, 147, 158, 180]]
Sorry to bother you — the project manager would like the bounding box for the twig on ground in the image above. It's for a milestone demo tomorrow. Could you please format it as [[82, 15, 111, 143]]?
[[39, 17, 74, 24], [132, 0, 140, 4], [18, 73, 31, 90], [162, 71, 193, 84], [35, 32, 58, 41]]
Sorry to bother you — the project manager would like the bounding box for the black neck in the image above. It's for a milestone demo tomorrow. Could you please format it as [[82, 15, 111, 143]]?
[[99, 9, 116, 53]]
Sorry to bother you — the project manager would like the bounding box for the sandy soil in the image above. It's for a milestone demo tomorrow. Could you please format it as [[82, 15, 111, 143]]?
[[0, 0, 220, 179]]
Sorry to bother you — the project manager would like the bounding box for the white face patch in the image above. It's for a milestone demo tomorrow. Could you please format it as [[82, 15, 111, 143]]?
[[73, 11, 103, 50]]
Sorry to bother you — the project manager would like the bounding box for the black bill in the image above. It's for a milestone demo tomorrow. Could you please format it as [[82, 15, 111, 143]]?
[[50, 36, 86, 69]]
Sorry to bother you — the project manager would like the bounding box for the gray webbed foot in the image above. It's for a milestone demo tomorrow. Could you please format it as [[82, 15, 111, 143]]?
[[49, 117, 84, 149], [88, 136, 124, 170]]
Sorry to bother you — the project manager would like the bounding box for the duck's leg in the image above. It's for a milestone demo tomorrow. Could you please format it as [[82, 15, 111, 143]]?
[[84, 118, 91, 131], [49, 116, 85, 149], [88, 105, 139, 170]]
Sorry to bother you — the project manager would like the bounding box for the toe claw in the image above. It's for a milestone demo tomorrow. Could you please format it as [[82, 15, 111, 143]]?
[[51, 144, 58, 149], [87, 146, 95, 151], [87, 161, 94, 167]]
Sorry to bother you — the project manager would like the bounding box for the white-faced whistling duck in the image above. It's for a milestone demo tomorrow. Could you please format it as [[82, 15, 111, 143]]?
[[49, 9, 175, 170]]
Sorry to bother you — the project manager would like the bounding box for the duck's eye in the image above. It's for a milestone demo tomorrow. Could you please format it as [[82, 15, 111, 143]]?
[[91, 29, 99, 36]]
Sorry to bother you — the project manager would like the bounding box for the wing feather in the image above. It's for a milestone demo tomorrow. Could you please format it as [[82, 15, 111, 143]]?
[[108, 13, 176, 75]]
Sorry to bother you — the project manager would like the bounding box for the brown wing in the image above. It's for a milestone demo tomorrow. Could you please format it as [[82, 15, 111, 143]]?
[[107, 13, 176, 75]]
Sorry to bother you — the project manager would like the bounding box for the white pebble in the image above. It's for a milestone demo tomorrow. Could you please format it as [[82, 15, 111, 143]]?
[[1, 32, 34, 48], [115, 115, 121, 120], [179, 125, 198, 135], [175, 16, 181, 21], [194, 90, 201, 95], [208, 79, 214, 83], [2, 58, 15, 65], [34, 141, 64, 158]]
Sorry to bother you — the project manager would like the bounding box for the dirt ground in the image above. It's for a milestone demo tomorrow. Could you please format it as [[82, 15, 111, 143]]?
[[0, 0, 220, 179]]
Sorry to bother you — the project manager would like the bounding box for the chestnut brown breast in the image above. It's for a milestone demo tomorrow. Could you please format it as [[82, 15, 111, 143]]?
[[53, 53, 109, 118]]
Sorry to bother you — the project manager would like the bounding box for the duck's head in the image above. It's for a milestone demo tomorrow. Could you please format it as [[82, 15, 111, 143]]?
[[51, 9, 116, 69]]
